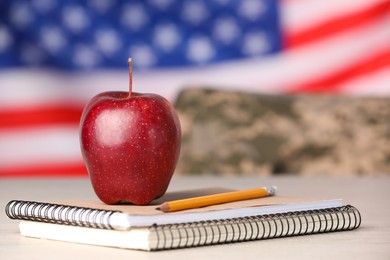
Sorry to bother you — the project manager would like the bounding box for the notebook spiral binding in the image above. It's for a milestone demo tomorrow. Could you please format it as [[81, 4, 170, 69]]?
[[5, 200, 119, 230], [148, 205, 361, 250]]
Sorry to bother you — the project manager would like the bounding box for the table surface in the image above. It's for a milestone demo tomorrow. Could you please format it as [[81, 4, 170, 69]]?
[[1, 175, 389, 259]]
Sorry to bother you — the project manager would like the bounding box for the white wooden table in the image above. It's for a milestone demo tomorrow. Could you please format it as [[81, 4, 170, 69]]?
[[1, 175, 389, 259]]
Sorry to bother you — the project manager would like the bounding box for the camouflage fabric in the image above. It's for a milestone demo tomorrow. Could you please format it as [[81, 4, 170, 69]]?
[[173, 88, 390, 176]]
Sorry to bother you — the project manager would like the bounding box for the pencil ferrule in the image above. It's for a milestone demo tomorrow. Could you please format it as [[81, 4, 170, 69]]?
[[265, 186, 278, 196]]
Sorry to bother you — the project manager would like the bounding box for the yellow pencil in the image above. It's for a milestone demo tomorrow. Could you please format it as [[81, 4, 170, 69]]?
[[157, 186, 277, 213]]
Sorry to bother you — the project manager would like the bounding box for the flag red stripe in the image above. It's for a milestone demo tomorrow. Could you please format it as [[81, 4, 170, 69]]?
[[0, 105, 83, 129], [288, 48, 390, 93], [284, 1, 390, 49], [0, 162, 88, 178]]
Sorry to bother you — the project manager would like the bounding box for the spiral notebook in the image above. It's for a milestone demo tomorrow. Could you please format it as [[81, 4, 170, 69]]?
[[5, 188, 362, 251]]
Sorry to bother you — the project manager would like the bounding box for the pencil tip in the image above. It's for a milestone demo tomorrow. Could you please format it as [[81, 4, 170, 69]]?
[[155, 207, 161, 211], [157, 203, 170, 213]]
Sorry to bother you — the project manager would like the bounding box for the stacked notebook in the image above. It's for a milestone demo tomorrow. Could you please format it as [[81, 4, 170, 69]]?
[[5, 188, 361, 251]]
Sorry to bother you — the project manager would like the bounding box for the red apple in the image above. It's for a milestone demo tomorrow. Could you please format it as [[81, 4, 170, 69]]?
[[80, 58, 181, 205]]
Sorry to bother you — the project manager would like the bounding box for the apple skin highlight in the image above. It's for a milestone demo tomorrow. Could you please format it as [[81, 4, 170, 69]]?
[[80, 91, 181, 205]]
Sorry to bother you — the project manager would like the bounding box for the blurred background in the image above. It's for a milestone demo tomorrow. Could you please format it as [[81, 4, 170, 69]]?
[[1, 0, 390, 177]]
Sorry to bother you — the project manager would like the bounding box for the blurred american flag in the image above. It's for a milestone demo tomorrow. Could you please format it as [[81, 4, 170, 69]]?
[[1, 0, 390, 177]]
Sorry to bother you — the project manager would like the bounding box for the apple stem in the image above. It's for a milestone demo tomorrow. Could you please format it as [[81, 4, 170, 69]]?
[[128, 58, 133, 97]]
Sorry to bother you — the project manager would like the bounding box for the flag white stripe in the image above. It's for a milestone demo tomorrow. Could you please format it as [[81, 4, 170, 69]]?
[[0, 126, 81, 167], [0, 70, 127, 109], [341, 66, 390, 96]]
